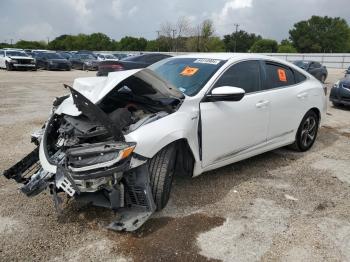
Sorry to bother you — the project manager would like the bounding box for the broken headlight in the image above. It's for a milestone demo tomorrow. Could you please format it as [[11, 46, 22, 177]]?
[[66, 142, 135, 172]]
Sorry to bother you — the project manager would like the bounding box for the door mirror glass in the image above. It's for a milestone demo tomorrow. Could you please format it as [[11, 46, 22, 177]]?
[[204, 86, 245, 102]]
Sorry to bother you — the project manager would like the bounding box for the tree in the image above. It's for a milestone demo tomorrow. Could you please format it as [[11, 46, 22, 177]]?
[[289, 16, 350, 53], [15, 40, 47, 49], [250, 39, 278, 53], [223, 30, 262, 52], [278, 44, 297, 53], [119, 36, 147, 51]]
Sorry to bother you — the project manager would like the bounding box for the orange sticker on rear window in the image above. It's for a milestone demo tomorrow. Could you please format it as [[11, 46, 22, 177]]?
[[180, 66, 199, 76], [278, 68, 287, 82]]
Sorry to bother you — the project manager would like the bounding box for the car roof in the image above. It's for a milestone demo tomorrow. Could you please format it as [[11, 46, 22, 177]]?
[[174, 52, 286, 62]]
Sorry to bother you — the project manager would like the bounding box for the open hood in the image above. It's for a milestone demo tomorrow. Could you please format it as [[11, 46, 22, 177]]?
[[55, 68, 183, 116]]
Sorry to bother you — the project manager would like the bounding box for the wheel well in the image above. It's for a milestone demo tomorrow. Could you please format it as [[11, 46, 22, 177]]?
[[167, 139, 195, 177], [309, 107, 321, 122]]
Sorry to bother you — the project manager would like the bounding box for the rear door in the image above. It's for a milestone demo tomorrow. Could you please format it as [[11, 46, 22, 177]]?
[[261, 61, 308, 144], [200, 60, 270, 168]]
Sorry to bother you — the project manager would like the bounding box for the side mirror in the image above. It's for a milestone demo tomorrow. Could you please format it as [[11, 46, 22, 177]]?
[[204, 86, 245, 102]]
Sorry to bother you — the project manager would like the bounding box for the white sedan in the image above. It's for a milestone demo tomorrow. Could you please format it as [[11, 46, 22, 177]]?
[[3, 53, 327, 231]]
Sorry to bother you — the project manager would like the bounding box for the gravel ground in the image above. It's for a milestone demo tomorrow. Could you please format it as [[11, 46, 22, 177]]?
[[0, 68, 349, 262]]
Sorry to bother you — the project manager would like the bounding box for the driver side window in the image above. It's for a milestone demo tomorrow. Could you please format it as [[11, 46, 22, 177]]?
[[213, 60, 261, 93]]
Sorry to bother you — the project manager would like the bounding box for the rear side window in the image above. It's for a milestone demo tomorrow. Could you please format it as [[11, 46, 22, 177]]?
[[0, 51, 4, 57], [214, 60, 261, 93], [264, 62, 295, 89], [294, 70, 307, 83]]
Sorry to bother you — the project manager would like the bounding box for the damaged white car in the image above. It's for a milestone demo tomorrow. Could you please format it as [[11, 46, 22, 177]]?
[[3, 54, 327, 231]]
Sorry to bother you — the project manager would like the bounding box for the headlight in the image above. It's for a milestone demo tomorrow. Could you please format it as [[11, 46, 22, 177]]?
[[10, 59, 18, 63], [30, 59, 36, 64], [84, 61, 92, 65], [333, 80, 340, 88], [49, 60, 54, 65], [66, 142, 136, 172]]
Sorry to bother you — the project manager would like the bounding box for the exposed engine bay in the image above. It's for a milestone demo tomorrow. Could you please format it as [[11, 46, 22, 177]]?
[[2, 69, 184, 231]]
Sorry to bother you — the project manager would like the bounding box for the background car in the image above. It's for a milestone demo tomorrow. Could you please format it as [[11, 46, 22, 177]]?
[[70, 53, 99, 70], [0, 48, 36, 71], [35, 52, 71, 70], [113, 53, 128, 60], [293, 60, 328, 83], [330, 77, 350, 107], [57, 51, 73, 60], [344, 66, 350, 77], [96, 53, 118, 61], [97, 53, 171, 76]]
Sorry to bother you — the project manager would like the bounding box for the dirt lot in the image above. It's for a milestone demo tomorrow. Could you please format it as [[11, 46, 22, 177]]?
[[0, 68, 349, 262]]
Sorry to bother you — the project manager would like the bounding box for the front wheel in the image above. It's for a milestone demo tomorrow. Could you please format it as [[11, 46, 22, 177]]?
[[148, 144, 177, 210], [291, 110, 319, 152], [5, 62, 12, 71]]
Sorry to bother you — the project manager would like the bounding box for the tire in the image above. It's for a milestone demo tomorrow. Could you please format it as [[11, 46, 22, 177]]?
[[332, 101, 341, 107], [291, 110, 319, 152], [5, 62, 12, 71], [148, 144, 177, 210], [45, 63, 50, 71]]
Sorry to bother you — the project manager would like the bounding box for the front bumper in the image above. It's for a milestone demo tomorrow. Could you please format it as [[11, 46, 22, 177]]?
[[2, 140, 156, 232], [12, 63, 36, 68], [330, 86, 350, 105], [48, 63, 71, 70]]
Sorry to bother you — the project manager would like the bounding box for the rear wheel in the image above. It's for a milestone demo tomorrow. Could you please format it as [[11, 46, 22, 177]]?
[[291, 110, 319, 152], [148, 144, 177, 210]]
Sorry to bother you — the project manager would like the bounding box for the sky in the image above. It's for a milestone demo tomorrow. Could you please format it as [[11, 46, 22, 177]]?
[[0, 0, 349, 43]]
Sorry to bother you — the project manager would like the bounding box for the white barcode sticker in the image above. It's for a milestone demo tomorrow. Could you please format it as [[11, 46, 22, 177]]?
[[194, 58, 221, 65]]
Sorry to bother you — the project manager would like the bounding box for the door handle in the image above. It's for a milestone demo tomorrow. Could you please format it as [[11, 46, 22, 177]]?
[[297, 92, 308, 99], [256, 100, 270, 108]]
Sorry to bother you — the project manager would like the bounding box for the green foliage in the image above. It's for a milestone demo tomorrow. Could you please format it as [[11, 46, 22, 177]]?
[[15, 40, 47, 49], [250, 39, 278, 53], [289, 16, 350, 53], [223, 30, 262, 52], [278, 44, 297, 53], [119, 36, 147, 51]]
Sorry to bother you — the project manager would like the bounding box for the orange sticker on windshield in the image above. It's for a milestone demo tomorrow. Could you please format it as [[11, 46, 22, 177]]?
[[278, 68, 287, 82], [180, 66, 199, 76]]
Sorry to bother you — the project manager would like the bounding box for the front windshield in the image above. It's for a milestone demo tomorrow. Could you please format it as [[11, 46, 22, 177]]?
[[80, 54, 95, 59], [294, 61, 309, 69], [149, 58, 226, 96], [7, 51, 28, 57], [45, 53, 63, 59]]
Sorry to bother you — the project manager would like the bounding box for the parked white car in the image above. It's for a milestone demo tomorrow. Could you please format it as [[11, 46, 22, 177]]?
[[3, 53, 327, 231], [96, 53, 119, 61], [0, 48, 36, 70]]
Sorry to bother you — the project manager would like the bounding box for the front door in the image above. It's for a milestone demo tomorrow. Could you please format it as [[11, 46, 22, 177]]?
[[200, 60, 270, 168]]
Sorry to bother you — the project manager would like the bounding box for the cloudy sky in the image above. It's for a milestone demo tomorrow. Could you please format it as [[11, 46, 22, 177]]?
[[0, 0, 349, 43]]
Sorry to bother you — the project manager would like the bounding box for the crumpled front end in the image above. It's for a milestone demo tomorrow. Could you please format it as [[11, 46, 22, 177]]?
[[2, 69, 183, 231]]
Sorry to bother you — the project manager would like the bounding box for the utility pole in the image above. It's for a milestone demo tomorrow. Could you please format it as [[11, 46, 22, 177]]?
[[171, 29, 177, 52], [47, 37, 50, 45], [156, 30, 161, 52], [10, 39, 13, 46], [234, 23, 239, 52]]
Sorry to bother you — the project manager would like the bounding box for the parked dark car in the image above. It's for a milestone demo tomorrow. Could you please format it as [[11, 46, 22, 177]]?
[[113, 53, 128, 60], [76, 50, 97, 59], [70, 53, 99, 70], [330, 77, 350, 107], [293, 60, 328, 83], [35, 52, 71, 71], [97, 53, 172, 76], [57, 51, 73, 60], [344, 66, 350, 77]]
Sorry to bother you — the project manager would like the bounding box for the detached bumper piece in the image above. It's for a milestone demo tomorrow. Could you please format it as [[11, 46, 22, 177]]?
[[3, 147, 40, 184]]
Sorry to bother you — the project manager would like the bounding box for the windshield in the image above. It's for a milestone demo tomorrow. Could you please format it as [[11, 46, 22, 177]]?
[[6, 51, 28, 57], [149, 58, 226, 96], [44, 53, 63, 59], [293, 61, 309, 69], [80, 54, 95, 59]]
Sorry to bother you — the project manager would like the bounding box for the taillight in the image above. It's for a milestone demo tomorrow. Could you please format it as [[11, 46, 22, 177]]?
[[99, 64, 124, 70]]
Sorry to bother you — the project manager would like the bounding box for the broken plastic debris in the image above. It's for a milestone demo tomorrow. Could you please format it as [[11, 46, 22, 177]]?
[[284, 194, 298, 201]]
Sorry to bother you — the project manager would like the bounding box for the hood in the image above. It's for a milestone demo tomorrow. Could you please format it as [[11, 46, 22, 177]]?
[[9, 56, 32, 60], [48, 59, 69, 63], [55, 68, 184, 116]]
